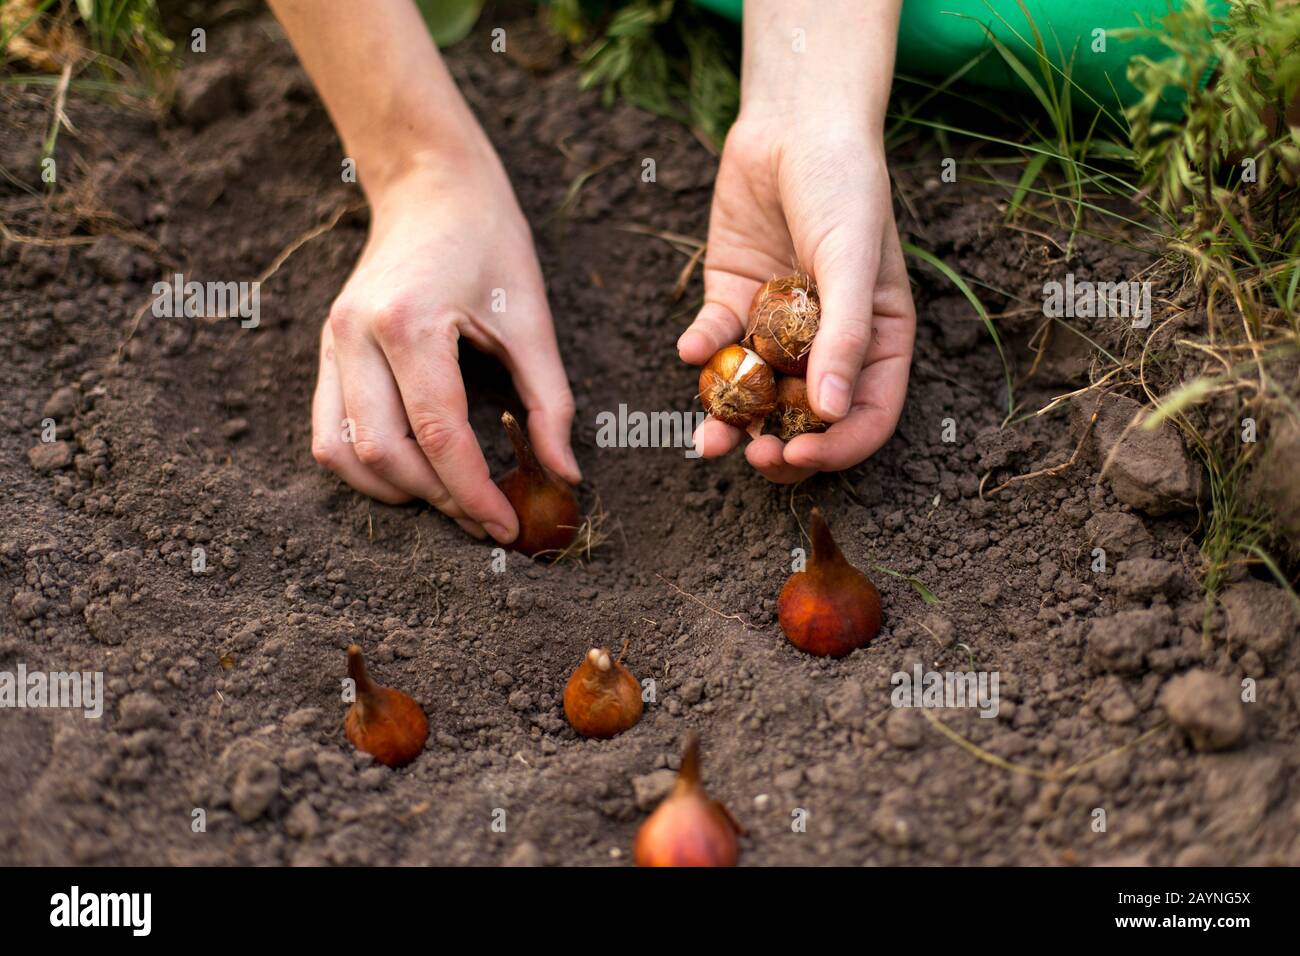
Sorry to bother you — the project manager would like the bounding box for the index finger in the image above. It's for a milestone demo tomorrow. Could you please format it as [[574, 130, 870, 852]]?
[[381, 318, 520, 543]]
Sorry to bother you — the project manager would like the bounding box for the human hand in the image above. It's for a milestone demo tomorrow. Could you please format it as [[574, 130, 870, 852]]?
[[677, 0, 915, 484], [311, 150, 580, 543]]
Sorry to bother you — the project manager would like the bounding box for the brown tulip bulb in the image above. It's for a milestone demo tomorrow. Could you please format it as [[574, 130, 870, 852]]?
[[343, 645, 429, 767], [563, 646, 643, 739], [746, 271, 820, 375], [495, 411, 580, 557], [778, 508, 882, 658], [771, 375, 827, 440], [634, 734, 741, 867], [698, 345, 777, 430]]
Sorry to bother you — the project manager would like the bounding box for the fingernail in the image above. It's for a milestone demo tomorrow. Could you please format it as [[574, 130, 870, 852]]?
[[818, 374, 851, 420], [485, 522, 514, 544]]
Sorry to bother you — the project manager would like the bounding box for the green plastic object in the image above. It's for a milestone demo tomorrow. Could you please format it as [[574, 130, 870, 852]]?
[[417, 0, 487, 47], [692, 0, 1229, 117]]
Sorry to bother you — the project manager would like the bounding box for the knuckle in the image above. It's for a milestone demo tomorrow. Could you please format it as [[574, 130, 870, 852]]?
[[311, 438, 339, 470], [351, 435, 391, 470], [551, 392, 576, 424], [831, 321, 872, 357], [413, 417, 460, 460], [426, 485, 456, 512], [371, 298, 417, 343], [327, 300, 360, 340]]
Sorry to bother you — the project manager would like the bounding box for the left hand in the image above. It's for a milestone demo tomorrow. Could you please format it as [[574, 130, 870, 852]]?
[[677, 114, 916, 483], [676, 0, 915, 484]]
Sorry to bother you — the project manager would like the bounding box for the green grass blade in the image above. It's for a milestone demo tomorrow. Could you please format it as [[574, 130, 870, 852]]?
[[901, 241, 1015, 417]]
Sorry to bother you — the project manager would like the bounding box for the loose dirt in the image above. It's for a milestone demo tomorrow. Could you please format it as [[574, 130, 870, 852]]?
[[1, 9, 1297, 866]]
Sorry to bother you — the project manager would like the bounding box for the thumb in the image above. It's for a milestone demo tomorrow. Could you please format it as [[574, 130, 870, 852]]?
[[676, 267, 759, 365], [805, 232, 878, 422]]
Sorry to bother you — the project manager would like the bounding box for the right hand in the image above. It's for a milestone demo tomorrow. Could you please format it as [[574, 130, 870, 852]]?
[[311, 148, 580, 544]]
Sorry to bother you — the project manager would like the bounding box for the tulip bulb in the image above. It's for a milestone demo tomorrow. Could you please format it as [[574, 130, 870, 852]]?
[[778, 508, 882, 658], [344, 644, 429, 767], [746, 271, 820, 375], [563, 646, 643, 739], [495, 411, 580, 557], [771, 375, 827, 440], [634, 733, 741, 867], [698, 344, 777, 430]]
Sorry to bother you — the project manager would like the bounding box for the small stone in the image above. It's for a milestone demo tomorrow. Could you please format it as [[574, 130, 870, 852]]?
[[1220, 580, 1297, 663], [632, 769, 676, 811], [27, 441, 73, 473], [316, 750, 351, 783], [231, 759, 280, 822], [1086, 607, 1171, 674], [283, 746, 314, 774], [885, 708, 924, 748], [1085, 512, 1155, 560], [11, 591, 47, 621], [84, 602, 126, 645], [1161, 670, 1245, 752], [505, 588, 534, 616], [118, 692, 168, 730], [42, 386, 78, 421], [283, 707, 321, 731], [359, 767, 387, 789], [1099, 687, 1138, 724], [1072, 393, 1204, 515], [502, 841, 543, 867], [1173, 845, 1220, 867], [825, 680, 866, 726], [220, 418, 249, 440], [872, 800, 920, 847], [679, 678, 705, 705], [1112, 559, 1184, 600], [381, 630, 420, 659], [1092, 752, 1132, 790], [285, 799, 320, 839], [774, 768, 803, 791]]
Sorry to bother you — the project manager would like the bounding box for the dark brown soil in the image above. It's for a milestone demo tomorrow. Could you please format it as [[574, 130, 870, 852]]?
[[2, 9, 1297, 867]]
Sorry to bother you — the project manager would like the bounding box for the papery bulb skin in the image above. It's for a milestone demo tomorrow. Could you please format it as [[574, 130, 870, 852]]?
[[778, 508, 882, 658], [494, 411, 580, 558], [698, 345, 777, 429], [633, 734, 740, 867], [563, 647, 643, 739], [343, 645, 429, 767], [771, 376, 827, 440], [746, 271, 820, 375]]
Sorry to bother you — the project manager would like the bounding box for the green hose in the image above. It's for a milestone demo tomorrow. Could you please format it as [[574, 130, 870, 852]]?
[[692, 0, 1230, 119]]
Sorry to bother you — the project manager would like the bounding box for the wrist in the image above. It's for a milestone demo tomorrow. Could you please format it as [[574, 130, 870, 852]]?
[[740, 0, 900, 134], [351, 117, 498, 204]]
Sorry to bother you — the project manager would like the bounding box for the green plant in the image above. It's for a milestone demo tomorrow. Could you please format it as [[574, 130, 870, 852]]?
[[1120, 0, 1300, 601], [74, 0, 172, 77], [551, 0, 739, 151], [2, 0, 173, 100]]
